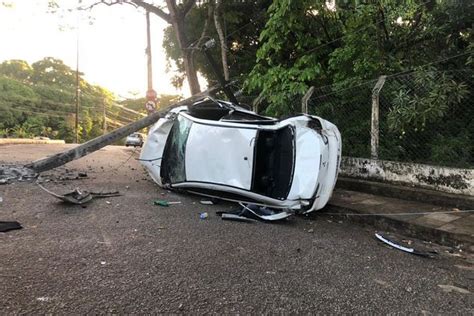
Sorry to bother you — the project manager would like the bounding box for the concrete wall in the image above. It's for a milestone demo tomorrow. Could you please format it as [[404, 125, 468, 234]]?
[[340, 157, 473, 196]]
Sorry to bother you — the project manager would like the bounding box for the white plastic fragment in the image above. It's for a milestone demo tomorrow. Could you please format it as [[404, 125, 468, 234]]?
[[438, 284, 471, 294], [200, 200, 214, 205], [375, 233, 414, 253]]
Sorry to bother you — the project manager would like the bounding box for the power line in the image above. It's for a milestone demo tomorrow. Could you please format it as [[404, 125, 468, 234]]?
[[109, 102, 146, 117], [105, 111, 135, 124]]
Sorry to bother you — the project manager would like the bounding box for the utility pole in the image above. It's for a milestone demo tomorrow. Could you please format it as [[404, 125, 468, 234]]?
[[75, 54, 80, 143], [102, 99, 107, 135], [26, 86, 220, 173], [145, 10, 157, 111], [75, 2, 81, 144]]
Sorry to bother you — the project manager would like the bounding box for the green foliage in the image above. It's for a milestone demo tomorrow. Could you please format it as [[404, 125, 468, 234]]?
[[387, 69, 469, 133], [246, 1, 472, 118], [0, 57, 117, 143], [0, 60, 33, 83], [162, 0, 271, 89], [241, 0, 472, 166]]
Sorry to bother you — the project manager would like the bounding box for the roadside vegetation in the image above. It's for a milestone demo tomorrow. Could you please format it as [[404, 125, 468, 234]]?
[[0, 58, 179, 143], [1, 1, 472, 166]]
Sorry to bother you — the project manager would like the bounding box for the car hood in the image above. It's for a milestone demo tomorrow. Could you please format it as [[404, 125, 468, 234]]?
[[287, 127, 321, 200], [139, 117, 174, 185], [185, 123, 257, 190]]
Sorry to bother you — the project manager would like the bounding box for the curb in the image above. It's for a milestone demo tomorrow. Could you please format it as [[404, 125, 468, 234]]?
[[336, 177, 474, 209], [324, 202, 473, 251], [0, 139, 66, 145]]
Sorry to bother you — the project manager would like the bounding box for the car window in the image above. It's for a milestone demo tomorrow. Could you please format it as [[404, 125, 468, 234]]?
[[161, 115, 193, 184]]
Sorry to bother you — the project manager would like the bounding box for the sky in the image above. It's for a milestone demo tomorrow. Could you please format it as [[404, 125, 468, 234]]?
[[0, 1, 203, 98]]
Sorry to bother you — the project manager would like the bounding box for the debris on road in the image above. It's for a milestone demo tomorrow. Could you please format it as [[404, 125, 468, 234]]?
[[199, 212, 209, 220], [153, 199, 182, 207], [218, 203, 292, 222], [0, 221, 22, 233], [58, 172, 88, 181], [200, 200, 215, 205], [221, 213, 256, 223], [375, 233, 437, 258], [38, 184, 120, 205], [437, 284, 471, 294], [0, 165, 37, 183]]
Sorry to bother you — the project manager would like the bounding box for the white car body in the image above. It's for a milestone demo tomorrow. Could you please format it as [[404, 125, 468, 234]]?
[[140, 99, 341, 213]]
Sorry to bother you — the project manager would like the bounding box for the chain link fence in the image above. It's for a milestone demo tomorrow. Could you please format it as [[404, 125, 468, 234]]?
[[306, 79, 377, 159], [306, 68, 473, 168]]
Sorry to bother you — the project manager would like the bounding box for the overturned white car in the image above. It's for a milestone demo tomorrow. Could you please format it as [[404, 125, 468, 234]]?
[[140, 98, 341, 214]]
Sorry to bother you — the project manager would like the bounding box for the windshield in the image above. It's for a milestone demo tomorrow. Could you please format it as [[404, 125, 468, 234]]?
[[161, 115, 193, 184]]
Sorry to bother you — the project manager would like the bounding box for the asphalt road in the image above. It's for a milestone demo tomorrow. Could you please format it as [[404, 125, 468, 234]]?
[[0, 144, 472, 314]]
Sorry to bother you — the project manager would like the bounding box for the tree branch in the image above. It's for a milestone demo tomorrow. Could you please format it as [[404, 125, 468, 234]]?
[[131, 0, 171, 23], [181, 0, 196, 17], [81, 0, 137, 11], [191, 1, 213, 59]]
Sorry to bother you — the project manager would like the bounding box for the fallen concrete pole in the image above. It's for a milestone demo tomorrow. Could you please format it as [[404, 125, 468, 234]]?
[[26, 87, 217, 173]]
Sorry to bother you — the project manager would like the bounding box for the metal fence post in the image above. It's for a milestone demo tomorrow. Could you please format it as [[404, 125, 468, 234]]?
[[252, 93, 264, 113], [371, 75, 386, 160], [301, 86, 315, 114]]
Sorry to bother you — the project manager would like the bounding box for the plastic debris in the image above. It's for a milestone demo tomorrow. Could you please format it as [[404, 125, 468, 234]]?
[[0, 221, 22, 233], [38, 183, 120, 205], [375, 233, 437, 258], [218, 203, 292, 222], [438, 284, 471, 294], [199, 212, 209, 219], [0, 197, 3, 203], [200, 200, 214, 205], [221, 213, 256, 222], [153, 199, 182, 207]]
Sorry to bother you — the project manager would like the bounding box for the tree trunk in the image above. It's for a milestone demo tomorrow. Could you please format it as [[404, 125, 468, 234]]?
[[166, 0, 201, 95], [213, 0, 229, 81], [131, 0, 200, 95]]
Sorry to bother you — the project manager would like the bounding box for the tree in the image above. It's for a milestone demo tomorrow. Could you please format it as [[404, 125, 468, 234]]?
[[162, 0, 271, 90], [245, 1, 473, 116], [0, 60, 33, 83], [0, 58, 117, 143], [80, 0, 201, 94]]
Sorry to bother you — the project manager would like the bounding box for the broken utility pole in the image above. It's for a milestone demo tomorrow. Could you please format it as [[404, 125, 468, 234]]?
[[26, 87, 219, 174]]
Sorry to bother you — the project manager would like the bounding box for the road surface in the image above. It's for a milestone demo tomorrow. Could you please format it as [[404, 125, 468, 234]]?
[[0, 144, 472, 314]]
